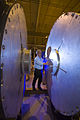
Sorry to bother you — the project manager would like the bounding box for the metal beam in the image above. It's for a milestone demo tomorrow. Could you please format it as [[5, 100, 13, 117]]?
[[17, 0, 69, 9], [35, 0, 41, 32], [27, 43, 45, 47], [27, 31, 49, 37], [34, 0, 42, 45]]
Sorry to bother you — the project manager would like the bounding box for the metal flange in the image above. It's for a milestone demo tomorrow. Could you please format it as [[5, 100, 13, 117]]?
[[46, 12, 80, 116], [0, 2, 27, 119]]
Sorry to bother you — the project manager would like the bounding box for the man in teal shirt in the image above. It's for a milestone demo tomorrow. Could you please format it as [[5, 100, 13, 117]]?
[[32, 49, 47, 90]]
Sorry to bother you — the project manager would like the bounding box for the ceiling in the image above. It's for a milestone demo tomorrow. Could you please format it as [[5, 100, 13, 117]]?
[[7, 0, 80, 50]]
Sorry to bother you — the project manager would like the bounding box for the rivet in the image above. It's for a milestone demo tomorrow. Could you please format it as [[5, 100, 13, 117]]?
[[17, 4, 18, 8], [2, 45, 5, 50], [2, 96, 5, 101], [5, 29, 7, 34], [1, 83, 3, 87], [12, 10, 13, 14], [71, 13, 75, 17], [1, 63, 4, 69], [8, 17, 10, 22], [64, 12, 68, 16], [20, 5, 21, 8], [75, 15, 78, 19]]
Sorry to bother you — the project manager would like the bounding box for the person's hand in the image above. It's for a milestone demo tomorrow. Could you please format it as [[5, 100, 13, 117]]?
[[43, 62, 48, 65], [46, 62, 48, 65]]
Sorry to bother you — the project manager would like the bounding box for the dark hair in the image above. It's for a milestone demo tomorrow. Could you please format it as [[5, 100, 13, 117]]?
[[47, 46, 51, 51]]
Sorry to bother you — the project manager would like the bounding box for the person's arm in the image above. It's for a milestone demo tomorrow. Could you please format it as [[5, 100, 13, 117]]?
[[34, 57, 48, 66], [43, 62, 48, 65], [43, 58, 48, 65]]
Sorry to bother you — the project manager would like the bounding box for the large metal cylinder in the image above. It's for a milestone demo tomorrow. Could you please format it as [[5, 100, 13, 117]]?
[[46, 12, 80, 116], [0, 2, 27, 119]]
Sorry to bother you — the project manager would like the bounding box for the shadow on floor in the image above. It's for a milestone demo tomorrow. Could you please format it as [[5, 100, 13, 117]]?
[[27, 116, 38, 120]]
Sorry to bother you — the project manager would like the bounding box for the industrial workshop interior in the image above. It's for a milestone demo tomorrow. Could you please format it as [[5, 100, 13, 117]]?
[[0, 0, 80, 120]]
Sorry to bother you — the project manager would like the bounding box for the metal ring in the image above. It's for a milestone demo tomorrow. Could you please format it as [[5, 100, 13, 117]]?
[[54, 49, 60, 77]]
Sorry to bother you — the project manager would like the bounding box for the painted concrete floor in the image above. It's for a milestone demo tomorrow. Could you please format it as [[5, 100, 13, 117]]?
[[22, 94, 54, 120], [22, 73, 54, 120]]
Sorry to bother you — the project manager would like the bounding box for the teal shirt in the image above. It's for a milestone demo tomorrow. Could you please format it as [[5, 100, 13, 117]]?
[[34, 56, 43, 70]]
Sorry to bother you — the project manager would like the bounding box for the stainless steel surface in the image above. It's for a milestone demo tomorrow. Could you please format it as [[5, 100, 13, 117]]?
[[0, 3, 27, 119], [46, 12, 80, 116]]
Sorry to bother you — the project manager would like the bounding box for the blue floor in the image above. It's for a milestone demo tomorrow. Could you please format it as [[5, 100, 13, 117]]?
[[22, 94, 53, 120]]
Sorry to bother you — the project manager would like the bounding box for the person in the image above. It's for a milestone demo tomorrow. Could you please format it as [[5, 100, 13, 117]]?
[[42, 46, 52, 85], [46, 46, 51, 59], [32, 49, 48, 90], [46, 47, 53, 97]]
